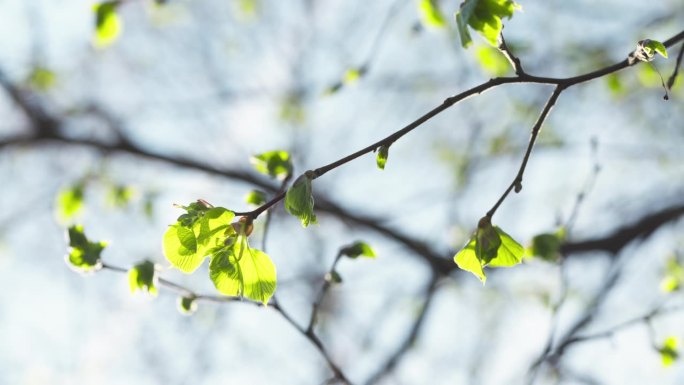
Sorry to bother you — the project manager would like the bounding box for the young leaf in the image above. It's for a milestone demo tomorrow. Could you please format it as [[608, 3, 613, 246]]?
[[65, 225, 106, 272], [476, 46, 510, 76], [107, 185, 134, 208], [475, 219, 501, 264], [341, 241, 376, 259], [658, 337, 679, 367], [93, 1, 122, 48], [284, 171, 317, 227], [325, 270, 343, 284], [454, 237, 487, 283], [250, 150, 293, 179], [488, 226, 524, 267], [128, 260, 158, 296], [660, 256, 684, 293], [343, 68, 363, 85], [177, 296, 198, 315], [418, 0, 447, 28], [455, 0, 519, 48], [163, 206, 235, 273], [244, 190, 267, 206], [376, 145, 389, 170], [527, 229, 564, 262], [56, 183, 84, 222], [453, 217, 524, 283], [209, 236, 277, 304], [27, 67, 57, 91], [635, 39, 668, 62]]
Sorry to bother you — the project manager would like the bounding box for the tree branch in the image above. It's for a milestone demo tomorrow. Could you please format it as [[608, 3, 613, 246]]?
[[363, 275, 440, 385], [562, 203, 684, 255], [486, 86, 563, 218], [101, 263, 353, 384], [666, 40, 684, 91]]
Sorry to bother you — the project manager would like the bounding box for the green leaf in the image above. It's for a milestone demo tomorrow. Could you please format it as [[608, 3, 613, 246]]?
[[658, 337, 679, 367], [660, 256, 684, 293], [476, 46, 510, 76], [142, 192, 156, 219], [163, 207, 235, 273], [107, 185, 134, 208], [418, 0, 446, 28], [376, 145, 389, 170], [488, 226, 524, 267], [341, 241, 376, 259], [325, 270, 343, 284], [475, 220, 501, 264], [343, 68, 363, 84], [645, 40, 668, 59], [237, 0, 259, 18], [635, 39, 668, 62], [209, 236, 277, 304], [284, 171, 317, 227], [128, 260, 158, 296], [250, 150, 293, 179], [605, 73, 626, 96], [455, 0, 519, 48], [65, 225, 106, 272], [454, 238, 486, 283], [527, 230, 564, 262], [453, 217, 524, 283], [27, 67, 56, 91], [56, 184, 84, 222], [93, 1, 122, 48], [244, 190, 267, 206], [177, 296, 198, 315]]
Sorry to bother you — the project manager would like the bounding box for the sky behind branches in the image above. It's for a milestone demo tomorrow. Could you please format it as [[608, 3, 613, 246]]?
[[0, 0, 683, 384]]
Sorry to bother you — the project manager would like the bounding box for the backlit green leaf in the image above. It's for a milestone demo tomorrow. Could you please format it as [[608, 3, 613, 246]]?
[[343, 68, 362, 84], [453, 217, 524, 283], [660, 256, 684, 293], [56, 183, 84, 222], [93, 1, 122, 48], [251, 150, 293, 179], [177, 296, 198, 315], [27, 67, 56, 91], [128, 260, 158, 296], [209, 236, 276, 304], [326, 270, 343, 284], [418, 0, 446, 28], [658, 337, 679, 367], [476, 46, 510, 76], [455, 0, 519, 48], [163, 206, 235, 273], [65, 225, 106, 272], [341, 241, 376, 259], [645, 40, 668, 59], [454, 237, 486, 283], [107, 185, 134, 208], [285, 171, 317, 227], [245, 190, 267, 206], [488, 226, 523, 267], [527, 230, 564, 262], [377, 145, 389, 170]]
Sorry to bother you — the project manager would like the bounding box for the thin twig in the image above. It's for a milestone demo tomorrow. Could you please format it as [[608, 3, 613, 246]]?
[[486, 86, 564, 218], [272, 297, 353, 384], [100, 263, 352, 383], [307, 251, 344, 333], [364, 275, 440, 385], [666, 41, 684, 90], [498, 31, 525, 75], [564, 137, 601, 234]]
